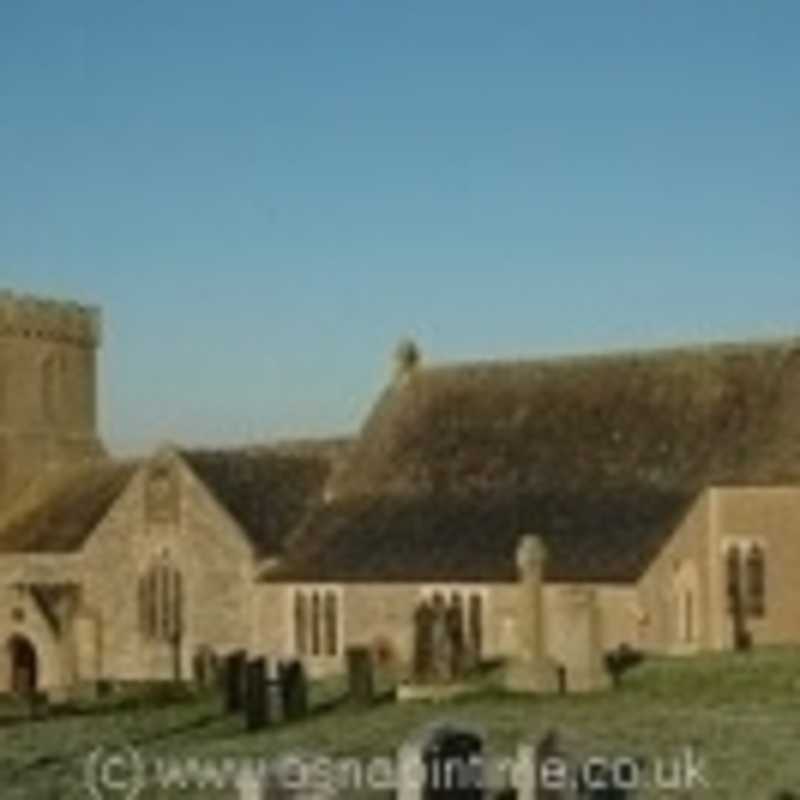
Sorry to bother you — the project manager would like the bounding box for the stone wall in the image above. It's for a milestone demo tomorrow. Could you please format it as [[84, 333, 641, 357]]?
[[79, 451, 255, 683], [637, 492, 712, 654], [254, 580, 638, 680], [637, 487, 800, 655], [713, 486, 800, 648], [0, 554, 82, 692]]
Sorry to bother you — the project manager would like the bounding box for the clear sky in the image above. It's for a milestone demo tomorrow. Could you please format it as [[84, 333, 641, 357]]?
[[2, 2, 798, 454]]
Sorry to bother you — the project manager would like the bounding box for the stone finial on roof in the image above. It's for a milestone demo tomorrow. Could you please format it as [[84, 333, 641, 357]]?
[[516, 534, 547, 575], [394, 338, 421, 384]]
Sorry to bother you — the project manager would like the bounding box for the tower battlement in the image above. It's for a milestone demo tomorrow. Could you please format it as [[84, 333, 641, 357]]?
[[0, 290, 101, 347]]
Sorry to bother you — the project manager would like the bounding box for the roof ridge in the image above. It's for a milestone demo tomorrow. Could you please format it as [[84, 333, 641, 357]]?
[[179, 436, 352, 458], [418, 334, 800, 377]]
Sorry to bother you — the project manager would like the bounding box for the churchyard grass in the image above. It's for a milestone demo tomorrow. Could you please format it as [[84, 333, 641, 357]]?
[[1, 647, 800, 798]]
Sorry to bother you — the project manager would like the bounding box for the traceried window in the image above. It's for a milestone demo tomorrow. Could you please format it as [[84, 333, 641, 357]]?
[[745, 544, 766, 618], [294, 592, 308, 656], [138, 559, 184, 642], [468, 592, 484, 658], [292, 588, 341, 658], [324, 591, 338, 656], [725, 545, 743, 615], [310, 592, 322, 656], [725, 541, 767, 620], [421, 587, 486, 662]]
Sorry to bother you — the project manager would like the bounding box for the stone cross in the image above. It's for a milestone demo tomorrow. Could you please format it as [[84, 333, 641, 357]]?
[[506, 535, 558, 693]]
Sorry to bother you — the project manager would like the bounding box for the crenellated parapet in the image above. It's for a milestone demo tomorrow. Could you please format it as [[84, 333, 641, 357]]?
[[0, 290, 101, 347]]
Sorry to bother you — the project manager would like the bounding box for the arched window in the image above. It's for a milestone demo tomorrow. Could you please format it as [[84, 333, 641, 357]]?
[[468, 593, 484, 660], [294, 592, 308, 656], [159, 561, 172, 639], [725, 546, 742, 615], [138, 560, 184, 642], [172, 570, 184, 639], [746, 545, 766, 618], [146, 567, 158, 636], [293, 589, 342, 658], [324, 591, 338, 657], [310, 591, 322, 656]]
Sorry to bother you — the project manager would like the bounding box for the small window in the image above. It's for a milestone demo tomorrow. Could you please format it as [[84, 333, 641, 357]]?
[[725, 546, 742, 615], [310, 591, 322, 656], [292, 588, 341, 658], [746, 545, 766, 618], [138, 560, 184, 642], [294, 593, 308, 656], [324, 591, 338, 657], [468, 593, 484, 659]]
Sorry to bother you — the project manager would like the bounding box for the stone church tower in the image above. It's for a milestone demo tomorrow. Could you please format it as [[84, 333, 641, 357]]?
[[0, 291, 104, 514]]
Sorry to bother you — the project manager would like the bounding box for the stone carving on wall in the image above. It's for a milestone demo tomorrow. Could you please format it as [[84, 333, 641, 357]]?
[[146, 464, 179, 524]]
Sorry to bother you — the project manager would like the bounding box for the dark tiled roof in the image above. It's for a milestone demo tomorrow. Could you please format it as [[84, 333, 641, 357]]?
[[274, 338, 800, 583], [181, 440, 348, 556], [331, 339, 800, 498], [271, 488, 696, 583], [0, 462, 136, 553]]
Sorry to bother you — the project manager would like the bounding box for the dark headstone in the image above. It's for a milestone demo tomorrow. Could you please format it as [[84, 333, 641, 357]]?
[[422, 726, 484, 799], [245, 658, 269, 732], [224, 650, 247, 714], [347, 646, 375, 705], [280, 659, 309, 721]]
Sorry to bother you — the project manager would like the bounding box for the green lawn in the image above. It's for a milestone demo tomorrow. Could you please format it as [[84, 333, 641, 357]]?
[[2, 648, 800, 798]]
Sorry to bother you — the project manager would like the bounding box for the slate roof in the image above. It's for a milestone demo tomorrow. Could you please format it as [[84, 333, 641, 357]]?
[[0, 462, 137, 554], [181, 439, 347, 557], [271, 338, 800, 584]]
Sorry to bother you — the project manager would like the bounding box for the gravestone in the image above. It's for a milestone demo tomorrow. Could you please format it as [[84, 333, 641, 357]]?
[[245, 657, 269, 732], [397, 723, 486, 800], [193, 645, 219, 689], [266, 659, 286, 724], [224, 650, 247, 714], [346, 646, 375, 705], [557, 589, 610, 693], [280, 659, 309, 721]]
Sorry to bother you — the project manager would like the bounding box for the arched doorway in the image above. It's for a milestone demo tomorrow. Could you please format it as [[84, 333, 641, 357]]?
[[7, 635, 38, 696]]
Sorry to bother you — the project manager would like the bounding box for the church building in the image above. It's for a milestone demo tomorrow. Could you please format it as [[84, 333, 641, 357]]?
[[1, 290, 798, 696]]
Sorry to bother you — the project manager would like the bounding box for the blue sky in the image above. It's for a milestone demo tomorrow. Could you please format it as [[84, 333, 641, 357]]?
[[2, 2, 798, 453]]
